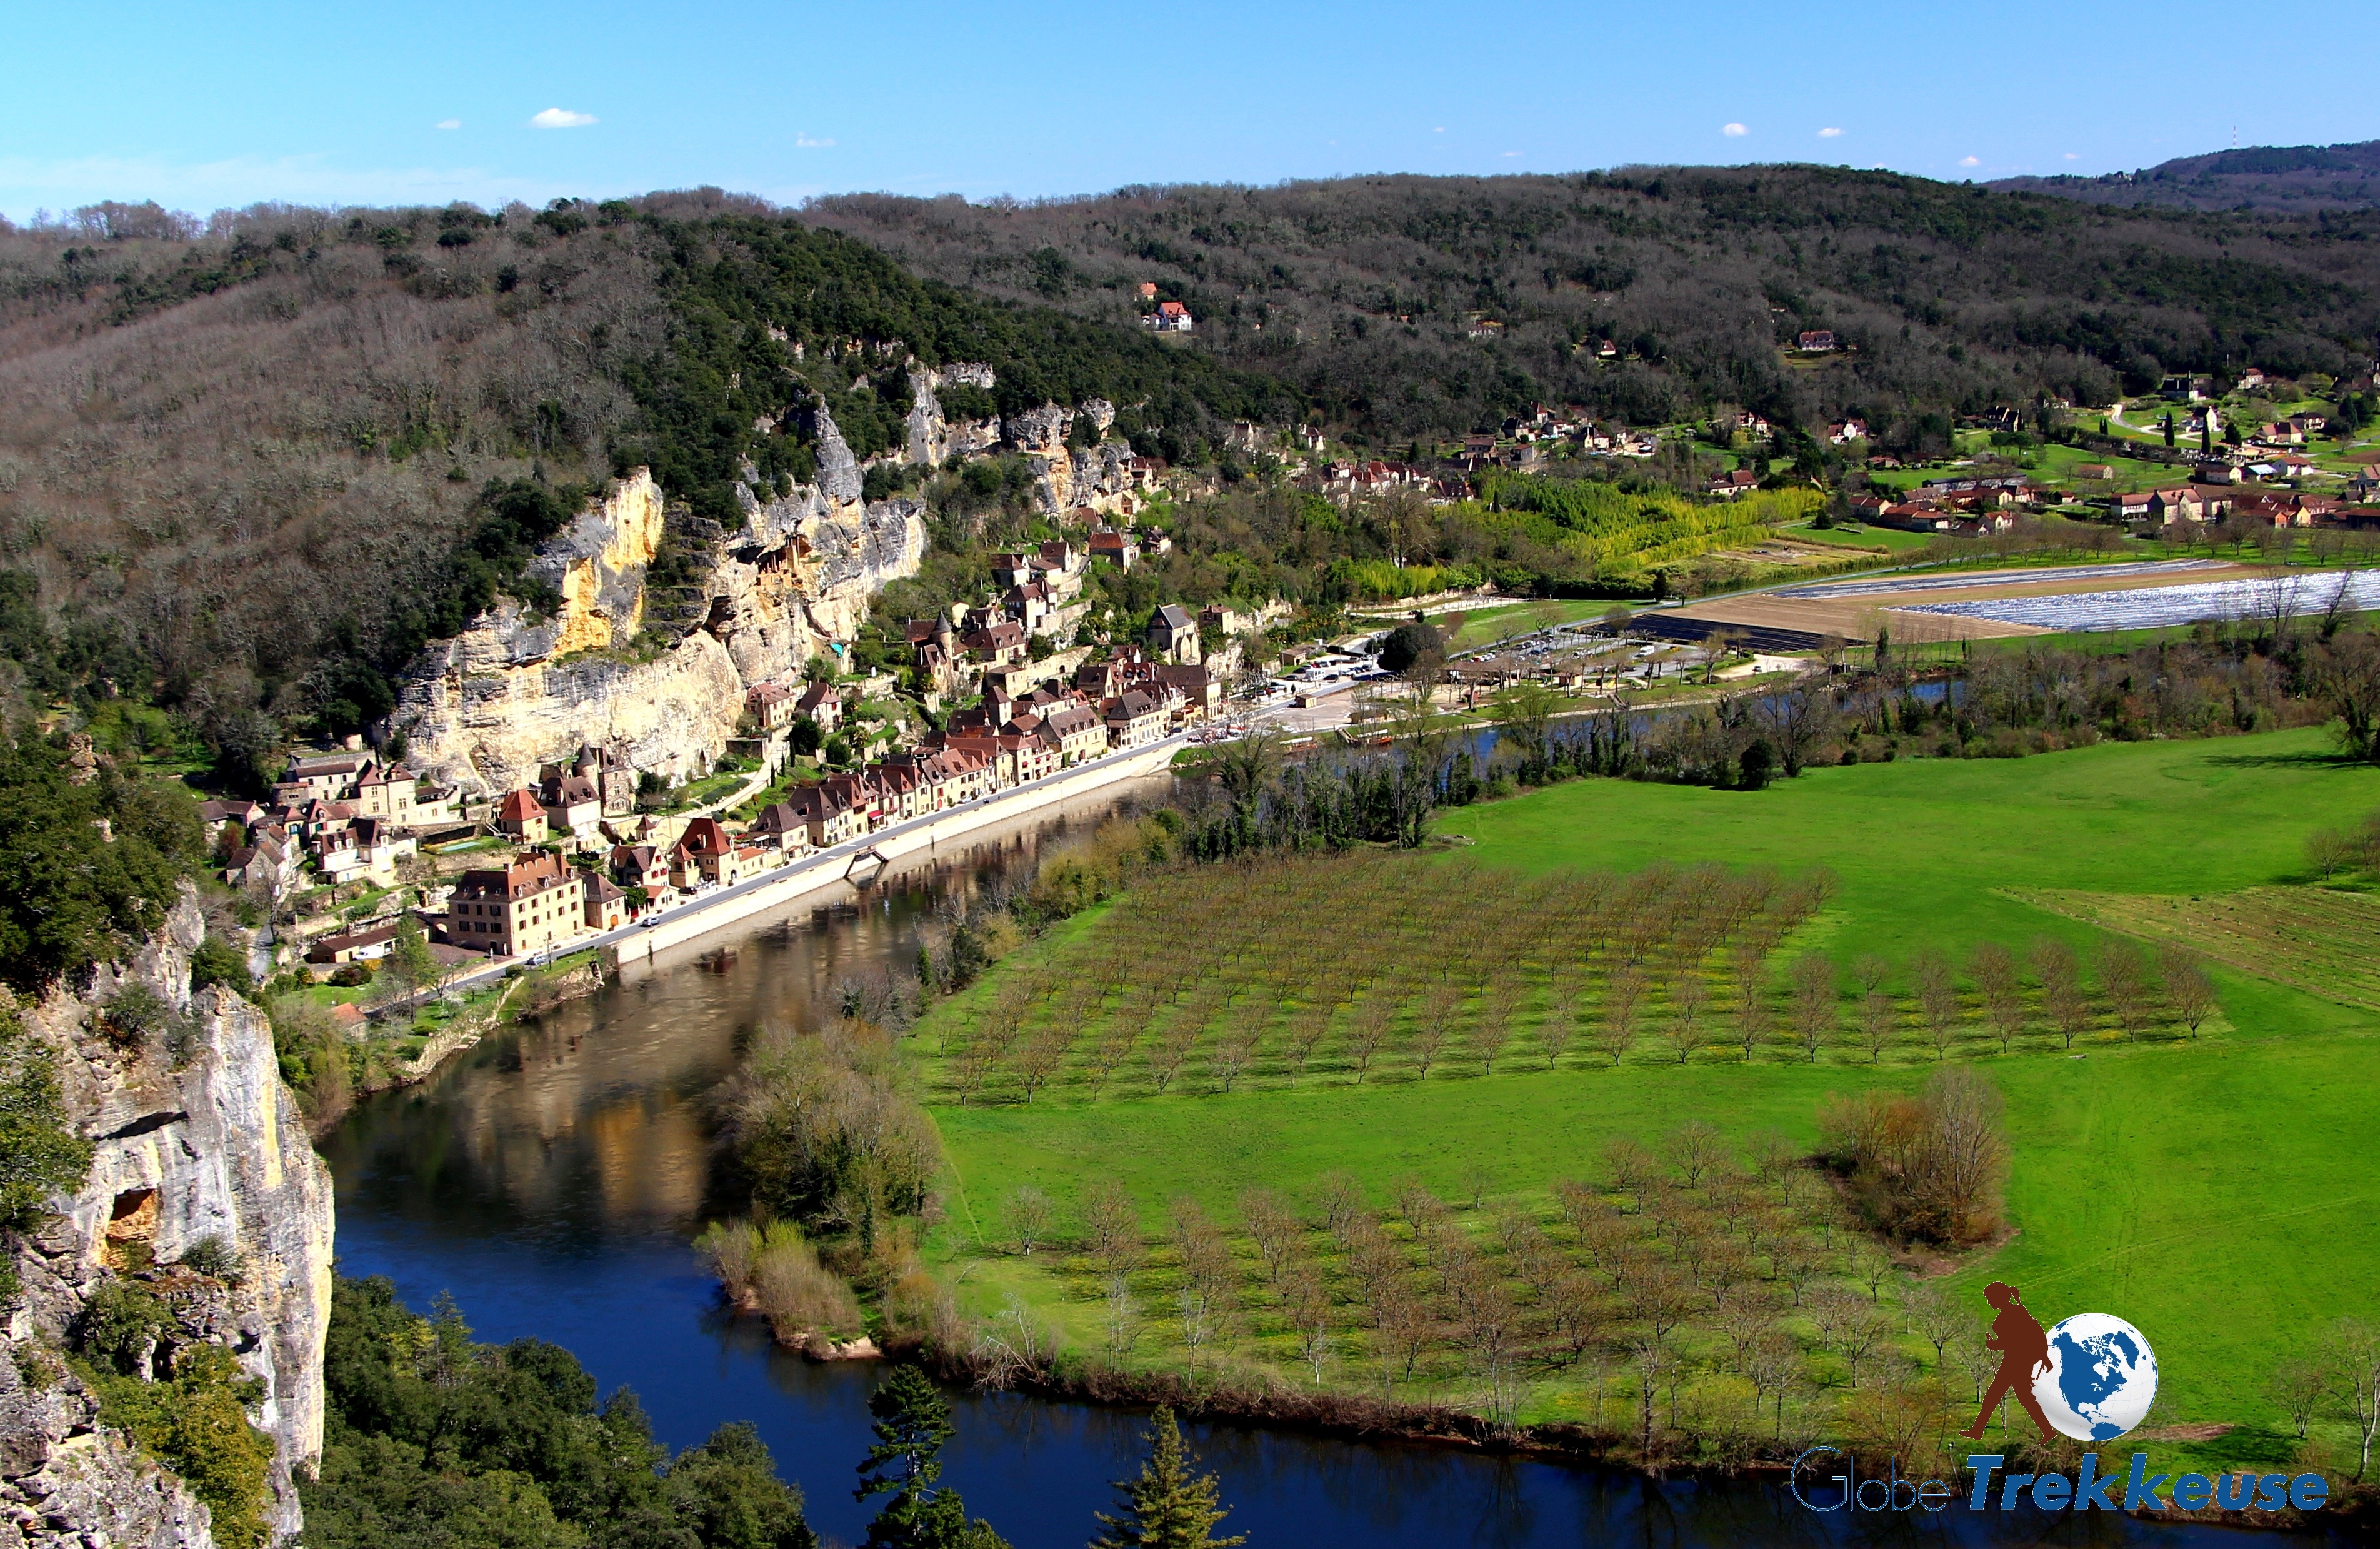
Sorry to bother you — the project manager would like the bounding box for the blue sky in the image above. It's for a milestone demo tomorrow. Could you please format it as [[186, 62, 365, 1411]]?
[[4, 0, 2376, 221]]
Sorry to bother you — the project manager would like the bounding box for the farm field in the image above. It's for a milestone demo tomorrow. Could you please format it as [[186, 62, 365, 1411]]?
[[921, 727, 2380, 1472], [1664, 558, 2310, 644]]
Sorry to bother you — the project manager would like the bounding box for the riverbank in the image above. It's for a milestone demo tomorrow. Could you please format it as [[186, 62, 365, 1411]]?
[[327, 736, 1185, 1108]]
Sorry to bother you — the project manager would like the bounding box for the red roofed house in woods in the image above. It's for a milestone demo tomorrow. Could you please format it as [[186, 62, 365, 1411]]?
[[496, 788, 547, 845]]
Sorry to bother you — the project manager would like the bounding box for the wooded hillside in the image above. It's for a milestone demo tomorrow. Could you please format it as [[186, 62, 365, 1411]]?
[[803, 166, 2380, 446]]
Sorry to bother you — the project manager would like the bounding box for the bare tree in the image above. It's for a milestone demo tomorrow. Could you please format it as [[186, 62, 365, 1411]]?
[[1314, 1171, 1366, 1241], [1729, 943, 1770, 1060], [2330, 1319, 2380, 1481], [1148, 1018, 1200, 1095], [1013, 1025, 1071, 1103], [2032, 937, 2089, 1049], [1240, 1188, 1301, 1285], [1472, 973, 1521, 1074], [1284, 1004, 1331, 1085], [1968, 941, 2023, 1053], [2159, 945, 2217, 1038], [1913, 949, 1961, 1059], [2099, 941, 2156, 1042], [1344, 995, 1398, 1085], [1082, 1179, 1141, 1275], [1859, 990, 1897, 1065], [1284, 1260, 1334, 1383], [1408, 983, 1461, 1080], [1666, 1120, 1722, 1186], [2271, 1348, 2332, 1441], [2308, 825, 2359, 881], [1540, 970, 1579, 1069], [1852, 953, 1891, 998], [1605, 1136, 1659, 1214], [1597, 966, 1645, 1066], [1789, 953, 1838, 1063], [1007, 1187, 1053, 1256], [1665, 971, 1710, 1063]]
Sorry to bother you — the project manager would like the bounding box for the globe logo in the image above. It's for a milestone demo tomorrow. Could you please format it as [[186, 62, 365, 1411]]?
[[2032, 1313, 2159, 1441]]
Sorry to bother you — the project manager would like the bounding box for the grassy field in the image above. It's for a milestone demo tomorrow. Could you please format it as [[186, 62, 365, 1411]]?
[[1778, 522, 1934, 554], [921, 728, 2380, 1470]]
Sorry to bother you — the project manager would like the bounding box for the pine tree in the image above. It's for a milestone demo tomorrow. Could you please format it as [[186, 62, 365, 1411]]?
[[855, 1367, 1009, 1549], [1089, 1407, 1245, 1549]]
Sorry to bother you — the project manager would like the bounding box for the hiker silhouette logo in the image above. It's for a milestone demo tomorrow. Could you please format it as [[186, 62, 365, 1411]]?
[[1959, 1283, 2159, 1443]]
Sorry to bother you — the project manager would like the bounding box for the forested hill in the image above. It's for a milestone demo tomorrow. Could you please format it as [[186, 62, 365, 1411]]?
[[9, 167, 2380, 776], [1994, 141, 2380, 214], [804, 166, 2380, 443], [0, 191, 1289, 771]]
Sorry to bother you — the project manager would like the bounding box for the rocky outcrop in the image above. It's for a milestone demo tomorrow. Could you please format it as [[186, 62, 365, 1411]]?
[[391, 443, 926, 795], [903, 363, 999, 468], [4, 893, 336, 1545], [0, 1363, 216, 1549]]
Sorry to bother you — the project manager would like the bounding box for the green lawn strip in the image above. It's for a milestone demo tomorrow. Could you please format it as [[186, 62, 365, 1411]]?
[[1439, 727, 2380, 968], [1779, 523, 1932, 554]]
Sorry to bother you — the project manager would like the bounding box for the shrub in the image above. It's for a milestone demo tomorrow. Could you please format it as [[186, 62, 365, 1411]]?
[[751, 1225, 862, 1342], [178, 1235, 246, 1285], [0, 1003, 92, 1230], [1818, 1067, 2008, 1245]]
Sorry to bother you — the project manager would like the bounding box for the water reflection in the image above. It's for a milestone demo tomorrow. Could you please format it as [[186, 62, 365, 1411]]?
[[322, 779, 2278, 1549]]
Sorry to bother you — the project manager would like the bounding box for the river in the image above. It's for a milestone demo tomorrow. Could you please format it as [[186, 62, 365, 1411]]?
[[320, 784, 2275, 1549]]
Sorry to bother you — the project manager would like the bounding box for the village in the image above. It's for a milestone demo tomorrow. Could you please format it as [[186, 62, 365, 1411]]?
[[204, 535, 1228, 986]]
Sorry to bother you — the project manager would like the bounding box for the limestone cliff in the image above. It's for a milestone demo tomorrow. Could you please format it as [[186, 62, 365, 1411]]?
[[391, 433, 927, 795], [903, 363, 1001, 468], [2, 893, 336, 1546]]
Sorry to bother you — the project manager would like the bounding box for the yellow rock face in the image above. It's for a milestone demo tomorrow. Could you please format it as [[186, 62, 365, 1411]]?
[[549, 474, 668, 655]]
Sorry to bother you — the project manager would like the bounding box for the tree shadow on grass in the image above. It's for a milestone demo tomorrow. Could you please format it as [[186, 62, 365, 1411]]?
[[2197, 749, 2371, 770]]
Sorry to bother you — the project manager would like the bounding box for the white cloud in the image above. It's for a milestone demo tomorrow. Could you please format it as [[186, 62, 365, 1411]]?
[[1722, 123, 1748, 138], [1432, 126, 1445, 133], [1959, 154, 1981, 167], [530, 108, 597, 129], [435, 119, 461, 131], [1817, 126, 1843, 139], [2063, 151, 2080, 160], [795, 133, 836, 148], [1501, 151, 1521, 158]]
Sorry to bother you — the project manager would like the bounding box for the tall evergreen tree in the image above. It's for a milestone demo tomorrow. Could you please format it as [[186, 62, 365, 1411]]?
[[856, 1367, 1008, 1549], [1089, 1407, 1244, 1549]]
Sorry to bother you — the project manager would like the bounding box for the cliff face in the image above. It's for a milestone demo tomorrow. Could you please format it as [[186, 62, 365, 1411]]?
[[2, 893, 336, 1546], [393, 437, 927, 795]]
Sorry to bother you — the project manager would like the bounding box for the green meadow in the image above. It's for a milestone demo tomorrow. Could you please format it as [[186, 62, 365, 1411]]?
[[922, 728, 2380, 1468]]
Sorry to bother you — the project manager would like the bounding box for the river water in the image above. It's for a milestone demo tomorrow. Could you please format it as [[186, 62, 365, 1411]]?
[[321, 785, 2270, 1549]]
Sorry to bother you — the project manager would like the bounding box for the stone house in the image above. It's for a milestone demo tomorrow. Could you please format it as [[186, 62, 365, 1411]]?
[[1146, 603, 1201, 664], [609, 843, 671, 898], [785, 784, 862, 848], [1103, 690, 1169, 750], [451, 853, 585, 958], [496, 788, 548, 845], [796, 681, 842, 733], [583, 874, 631, 931]]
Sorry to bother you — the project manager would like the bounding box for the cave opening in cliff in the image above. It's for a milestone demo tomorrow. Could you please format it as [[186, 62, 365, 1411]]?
[[102, 1187, 159, 1271]]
